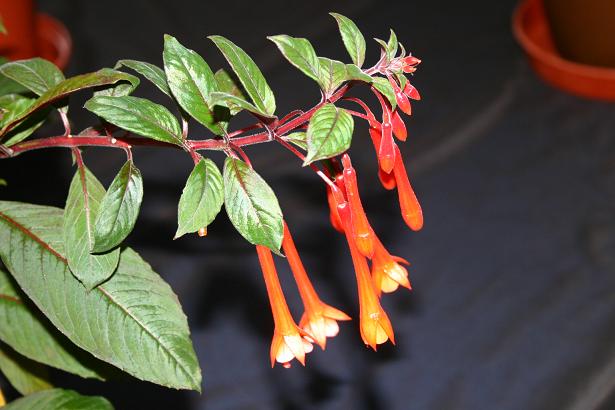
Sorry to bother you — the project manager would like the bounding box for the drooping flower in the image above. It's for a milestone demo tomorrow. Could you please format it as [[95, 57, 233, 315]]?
[[256, 245, 314, 368], [388, 75, 412, 116], [391, 110, 407, 141], [336, 201, 395, 350], [282, 222, 351, 349], [341, 154, 375, 258], [371, 237, 412, 296], [393, 145, 423, 231], [326, 185, 344, 233], [403, 81, 421, 100]]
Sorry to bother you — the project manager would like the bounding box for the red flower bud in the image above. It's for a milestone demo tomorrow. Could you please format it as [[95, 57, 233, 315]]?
[[326, 185, 344, 233], [403, 82, 421, 100], [388, 76, 412, 116], [403, 56, 421, 66], [393, 146, 423, 231], [391, 110, 407, 141], [378, 122, 396, 174], [341, 154, 375, 258]]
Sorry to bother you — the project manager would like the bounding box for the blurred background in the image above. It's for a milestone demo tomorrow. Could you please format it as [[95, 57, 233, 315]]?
[[1, 0, 615, 409]]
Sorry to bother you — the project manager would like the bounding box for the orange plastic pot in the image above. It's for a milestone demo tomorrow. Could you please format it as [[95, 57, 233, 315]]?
[[543, 0, 615, 68], [0, 0, 71, 70], [513, 0, 615, 101]]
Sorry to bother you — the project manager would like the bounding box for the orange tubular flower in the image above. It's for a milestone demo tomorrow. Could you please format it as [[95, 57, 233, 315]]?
[[371, 237, 412, 296], [337, 202, 395, 350], [391, 110, 407, 141], [282, 222, 351, 349], [256, 245, 313, 368], [341, 154, 375, 258], [393, 145, 424, 231], [326, 185, 344, 233]]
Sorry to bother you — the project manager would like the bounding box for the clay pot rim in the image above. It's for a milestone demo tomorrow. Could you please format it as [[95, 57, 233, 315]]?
[[513, 0, 615, 81]]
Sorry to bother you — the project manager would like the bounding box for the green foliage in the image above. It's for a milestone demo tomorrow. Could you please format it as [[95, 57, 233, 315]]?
[[304, 103, 354, 164], [63, 167, 121, 289], [0, 343, 52, 395], [0, 68, 135, 137], [0, 202, 202, 391], [115, 59, 171, 97], [163, 35, 224, 134], [371, 76, 397, 109], [214, 69, 246, 115], [330, 13, 367, 67], [92, 161, 144, 253], [318, 57, 347, 97], [210, 35, 276, 117], [85, 95, 183, 145], [268, 35, 321, 86], [0, 58, 65, 96], [3, 389, 113, 410], [176, 158, 224, 239], [0, 267, 107, 379], [223, 158, 283, 252]]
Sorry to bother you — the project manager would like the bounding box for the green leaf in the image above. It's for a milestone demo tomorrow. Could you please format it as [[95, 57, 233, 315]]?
[[223, 158, 283, 252], [345, 64, 372, 83], [209, 35, 276, 117], [3, 389, 113, 410], [84, 95, 183, 145], [93, 71, 140, 97], [330, 13, 367, 67], [387, 29, 398, 61], [0, 96, 49, 147], [115, 59, 171, 97], [304, 103, 354, 165], [0, 17, 6, 35], [371, 76, 397, 110], [175, 158, 224, 239], [209, 92, 275, 119], [267, 35, 321, 86], [283, 131, 307, 151], [214, 69, 246, 115], [0, 58, 65, 96], [0, 343, 52, 395], [163, 35, 223, 135], [92, 161, 143, 253], [0, 68, 136, 137], [63, 167, 121, 289], [318, 57, 347, 97], [0, 202, 202, 391], [0, 179, 6, 186], [0, 267, 106, 379]]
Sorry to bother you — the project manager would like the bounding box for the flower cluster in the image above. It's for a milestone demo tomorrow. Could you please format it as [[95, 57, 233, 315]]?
[[256, 53, 423, 367]]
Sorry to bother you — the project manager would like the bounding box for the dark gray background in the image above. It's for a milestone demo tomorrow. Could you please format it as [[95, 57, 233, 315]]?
[[1, 0, 615, 409]]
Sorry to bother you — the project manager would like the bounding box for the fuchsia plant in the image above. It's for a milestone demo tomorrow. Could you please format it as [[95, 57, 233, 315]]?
[[0, 13, 422, 406]]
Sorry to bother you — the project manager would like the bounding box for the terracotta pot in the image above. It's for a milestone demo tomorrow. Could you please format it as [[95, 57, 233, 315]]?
[[513, 0, 615, 101], [0, 0, 71, 70], [543, 0, 615, 68], [0, 0, 37, 60]]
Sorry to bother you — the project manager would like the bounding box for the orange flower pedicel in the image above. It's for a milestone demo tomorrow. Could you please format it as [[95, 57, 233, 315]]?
[[256, 245, 313, 368], [282, 222, 351, 349]]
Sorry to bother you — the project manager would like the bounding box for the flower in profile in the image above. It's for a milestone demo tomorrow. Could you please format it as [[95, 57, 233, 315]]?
[[393, 145, 423, 231], [371, 237, 412, 296], [256, 245, 313, 368], [282, 222, 350, 349], [341, 154, 375, 258], [337, 200, 395, 350]]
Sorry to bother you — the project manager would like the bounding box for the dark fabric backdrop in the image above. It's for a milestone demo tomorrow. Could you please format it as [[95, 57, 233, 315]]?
[[1, 0, 614, 409]]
